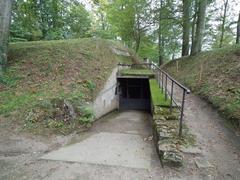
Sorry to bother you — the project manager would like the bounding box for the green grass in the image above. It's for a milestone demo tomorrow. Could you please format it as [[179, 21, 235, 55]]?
[[149, 79, 171, 106], [0, 38, 134, 134], [119, 68, 155, 78], [164, 45, 240, 129]]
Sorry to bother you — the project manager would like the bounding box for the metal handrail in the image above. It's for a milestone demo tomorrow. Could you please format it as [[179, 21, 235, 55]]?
[[117, 63, 191, 137], [151, 63, 190, 137]]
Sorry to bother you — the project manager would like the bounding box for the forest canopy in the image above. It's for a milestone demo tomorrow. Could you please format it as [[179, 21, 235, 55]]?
[[9, 0, 240, 63]]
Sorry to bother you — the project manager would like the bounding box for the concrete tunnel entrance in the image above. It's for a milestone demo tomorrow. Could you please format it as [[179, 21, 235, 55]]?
[[117, 77, 151, 111]]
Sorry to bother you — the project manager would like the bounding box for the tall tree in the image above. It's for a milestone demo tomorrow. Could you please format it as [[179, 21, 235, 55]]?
[[237, 11, 240, 44], [38, 0, 48, 39], [67, 4, 91, 38], [158, 0, 163, 65], [10, 0, 41, 41], [106, 0, 151, 52], [191, 0, 207, 55], [153, 0, 182, 63], [0, 0, 13, 74], [94, 0, 108, 31], [10, 0, 91, 40], [190, 0, 198, 55], [182, 0, 191, 56], [133, 0, 152, 52], [219, 0, 229, 48]]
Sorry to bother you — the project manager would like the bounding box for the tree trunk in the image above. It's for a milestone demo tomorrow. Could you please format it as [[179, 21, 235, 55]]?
[[0, 0, 13, 74], [219, 0, 228, 48], [135, 33, 141, 52], [236, 12, 240, 44], [158, 0, 163, 66], [182, 0, 190, 56], [39, 0, 48, 39], [135, 15, 141, 53], [161, 35, 165, 62], [190, 0, 198, 55], [191, 0, 207, 55], [100, 13, 105, 30], [158, 28, 163, 66]]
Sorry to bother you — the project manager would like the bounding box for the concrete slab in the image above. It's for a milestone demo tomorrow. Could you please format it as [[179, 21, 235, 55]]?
[[194, 157, 214, 169], [41, 132, 152, 169], [168, 175, 205, 180], [180, 146, 202, 155]]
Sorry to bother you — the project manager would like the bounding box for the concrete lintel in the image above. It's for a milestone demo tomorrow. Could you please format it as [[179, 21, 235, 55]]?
[[117, 75, 150, 79]]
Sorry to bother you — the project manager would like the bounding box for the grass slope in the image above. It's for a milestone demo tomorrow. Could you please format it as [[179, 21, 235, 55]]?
[[164, 45, 240, 128], [0, 38, 133, 134]]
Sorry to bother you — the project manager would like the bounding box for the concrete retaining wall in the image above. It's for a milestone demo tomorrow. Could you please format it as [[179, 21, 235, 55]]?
[[93, 68, 118, 119]]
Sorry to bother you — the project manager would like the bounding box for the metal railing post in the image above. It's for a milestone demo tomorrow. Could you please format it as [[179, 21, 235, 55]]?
[[179, 89, 186, 137], [170, 81, 174, 113], [161, 72, 164, 93], [165, 74, 167, 101], [118, 62, 191, 139]]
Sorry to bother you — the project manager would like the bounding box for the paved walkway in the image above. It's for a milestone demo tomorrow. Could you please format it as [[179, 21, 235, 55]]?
[[1, 100, 240, 179], [37, 111, 168, 180], [41, 111, 157, 169]]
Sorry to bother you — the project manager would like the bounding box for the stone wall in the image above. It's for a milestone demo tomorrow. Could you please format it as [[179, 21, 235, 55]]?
[[151, 104, 196, 168], [152, 106, 184, 167]]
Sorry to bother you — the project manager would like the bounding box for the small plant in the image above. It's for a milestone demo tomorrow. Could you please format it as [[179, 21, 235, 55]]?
[[24, 120, 38, 129], [25, 109, 41, 123], [47, 120, 64, 128], [78, 105, 95, 125], [78, 117, 92, 125], [82, 105, 94, 118], [86, 80, 96, 91]]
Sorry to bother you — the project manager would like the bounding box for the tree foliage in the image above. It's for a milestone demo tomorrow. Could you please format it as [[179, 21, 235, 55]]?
[[8, 0, 240, 61], [10, 0, 91, 41], [68, 4, 91, 38]]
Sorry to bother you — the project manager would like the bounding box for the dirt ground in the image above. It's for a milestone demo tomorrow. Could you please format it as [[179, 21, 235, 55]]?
[[182, 93, 240, 179], [0, 87, 240, 179]]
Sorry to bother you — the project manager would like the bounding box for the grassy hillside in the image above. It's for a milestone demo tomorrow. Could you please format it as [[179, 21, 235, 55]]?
[[0, 38, 133, 134], [164, 45, 240, 129]]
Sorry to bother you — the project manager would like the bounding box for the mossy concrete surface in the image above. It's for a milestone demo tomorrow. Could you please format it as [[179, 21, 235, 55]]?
[[119, 68, 155, 78], [149, 79, 171, 107]]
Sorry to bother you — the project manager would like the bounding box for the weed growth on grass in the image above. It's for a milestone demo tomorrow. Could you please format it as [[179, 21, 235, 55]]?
[[164, 45, 240, 129], [1, 38, 134, 135]]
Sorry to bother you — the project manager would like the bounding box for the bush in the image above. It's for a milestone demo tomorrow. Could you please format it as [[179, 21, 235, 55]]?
[[78, 105, 95, 125], [47, 120, 65, 128]]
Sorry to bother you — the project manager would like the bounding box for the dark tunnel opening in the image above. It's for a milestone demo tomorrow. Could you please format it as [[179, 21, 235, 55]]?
[[117, 77, 151, 111]]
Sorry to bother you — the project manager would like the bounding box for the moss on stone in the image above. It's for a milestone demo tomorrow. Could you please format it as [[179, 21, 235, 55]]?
[[152, 105, 196, 167], [119, 68, 155, 78], [149, 79, 171, 107]]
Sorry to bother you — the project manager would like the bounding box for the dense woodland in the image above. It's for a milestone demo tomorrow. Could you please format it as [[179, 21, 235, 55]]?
[[5, 0, 240, 64]]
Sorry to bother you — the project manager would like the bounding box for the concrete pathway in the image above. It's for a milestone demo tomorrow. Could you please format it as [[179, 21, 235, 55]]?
[[38, 111, 166, 179], [1, 104, 239, 179], [1, 111, 184, 180], [41, 131, 152, 169], [41, 111, 157, 169]]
